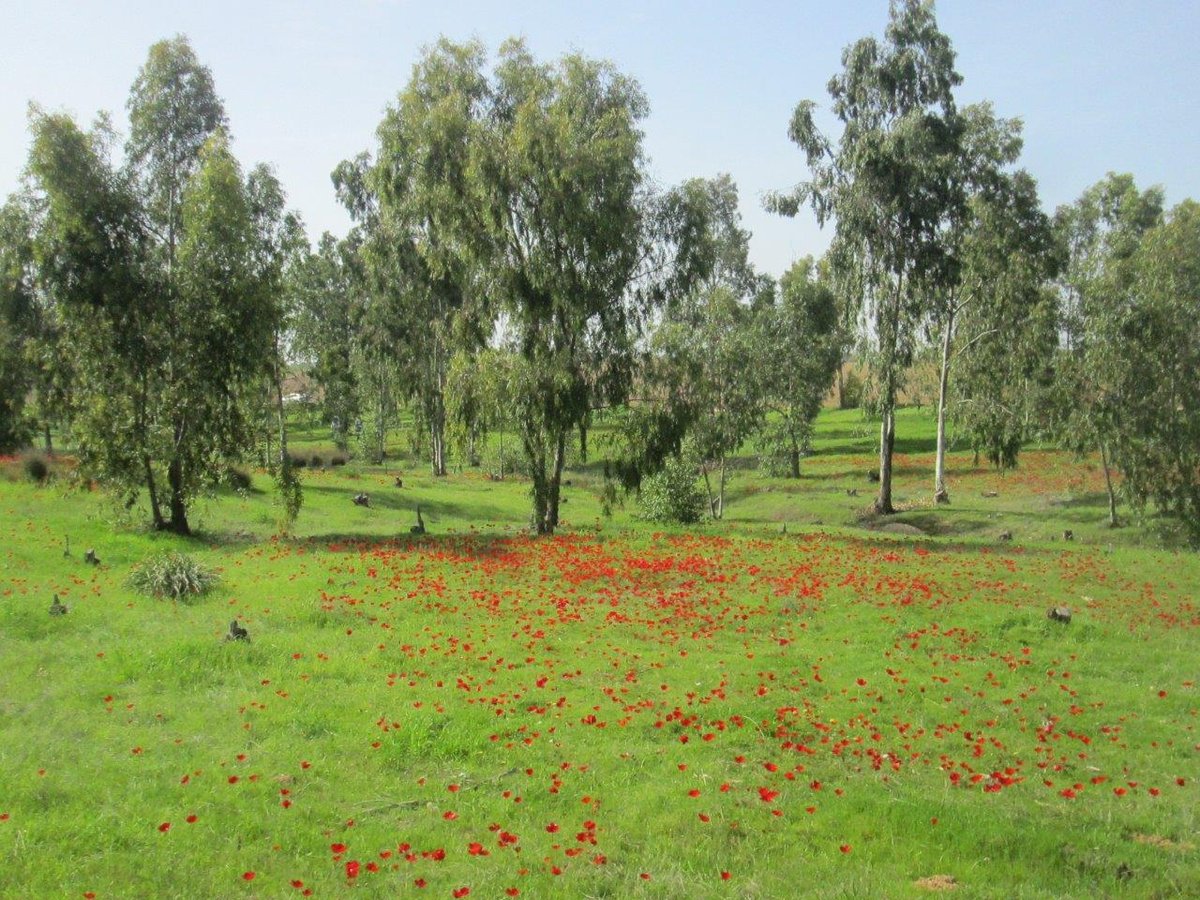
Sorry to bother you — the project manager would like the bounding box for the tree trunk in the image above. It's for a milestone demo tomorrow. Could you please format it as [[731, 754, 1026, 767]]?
[[530, 445, 550, 534], [430, 421, 446, 477], [375, 378, 387, 464], [837, 363, 846, 409], [43, 423, 53, 457], [934, 309, 954, 505], [544, 430, 567, 533], [789, 432, 801, 479], [716, 457, 727, 520], [1100, 441, 1119, 527], [701, 463, 718, 520], [275, 364, 288, 459], [143, 455, 164, 530], [875, 405, 896, 515], [166, 455, 190, 535], [429, 347, 448, 476]]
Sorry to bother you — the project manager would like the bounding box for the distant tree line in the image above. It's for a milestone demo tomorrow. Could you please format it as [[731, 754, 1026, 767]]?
[[2, 2, 1199, 540]]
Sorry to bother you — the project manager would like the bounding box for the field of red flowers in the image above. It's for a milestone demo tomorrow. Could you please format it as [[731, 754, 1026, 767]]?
[[2, 488, 1197, 897]]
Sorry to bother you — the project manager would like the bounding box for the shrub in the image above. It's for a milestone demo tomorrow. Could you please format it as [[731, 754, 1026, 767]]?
[[22, 453, 49, 484], [310, 454, 324, 468], [638, 456, 705, 524], [329, 454, 347, 467], [288, 453, 308, 469], [128, 551, 218, 602], [274, 454, 303, 536], [841, 369, 866, 410], [223, 467, 252, 493]]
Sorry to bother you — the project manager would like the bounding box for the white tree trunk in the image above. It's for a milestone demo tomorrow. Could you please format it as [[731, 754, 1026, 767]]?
[[934, 308, 954, 504]]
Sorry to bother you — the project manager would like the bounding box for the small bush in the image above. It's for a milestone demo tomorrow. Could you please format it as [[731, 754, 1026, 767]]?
[[22, 453, 49, 484], [310, 454, 325, 468], [638, 457, 705, 524], [841, 369, 865, 409], [223, 467, 252, 492], [288, 453, 308, 469], [329, 455, 347, 467], [274, 454, 303, 536], [128, 551, 218, 602]]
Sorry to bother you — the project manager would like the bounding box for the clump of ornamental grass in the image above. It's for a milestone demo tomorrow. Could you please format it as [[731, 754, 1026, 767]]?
[[127, 551, 218, 602]]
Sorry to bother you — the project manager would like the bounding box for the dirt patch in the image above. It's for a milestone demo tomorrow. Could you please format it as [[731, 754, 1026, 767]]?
[[877, 522, 927, 536], [1132, 833, 1195, 852], [914, 874, 958, 891]]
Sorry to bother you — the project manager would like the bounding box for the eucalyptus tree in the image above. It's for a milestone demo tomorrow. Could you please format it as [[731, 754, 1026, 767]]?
[[155, 133, 280, 532], [605, 175, 767, 518], [360, 38, 709, 533], [1053, 173, 1164, 525], [945, 171, 1060, 480], [23, 38, 292, 534], [0, 196, 39, 451], [446, 346, 521, 477], [1109, 200, 1200, 540], [290, 232, 361, 450], [344, 41, 490, 476], [26, 110, 159, 510], [755, 256, 843, 479], [246, 163, 307, 533], [126, 35, 226, 273], [769, 0, 969, 514]]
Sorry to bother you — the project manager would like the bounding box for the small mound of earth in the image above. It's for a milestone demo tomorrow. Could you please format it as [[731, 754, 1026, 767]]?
[[1132, 833, 1195, 852], [877, 522, 927, 536], [914, 875, 958, 891]]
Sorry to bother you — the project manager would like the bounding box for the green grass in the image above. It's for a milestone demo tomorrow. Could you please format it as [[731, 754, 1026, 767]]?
[[1, 406, 1197, 898]]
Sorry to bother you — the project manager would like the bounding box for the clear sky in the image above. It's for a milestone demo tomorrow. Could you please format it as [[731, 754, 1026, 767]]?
[[3, 1, 1198, 279]]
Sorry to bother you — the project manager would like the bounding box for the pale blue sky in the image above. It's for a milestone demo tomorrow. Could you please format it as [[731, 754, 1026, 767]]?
[[3, 1, 1197, 278]]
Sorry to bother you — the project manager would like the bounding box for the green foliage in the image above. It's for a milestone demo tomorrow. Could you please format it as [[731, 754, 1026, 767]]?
[[839, 368, 864, 409], [289, 232, 360, 450], [610, 176, 765, 518], [1052, 173, 1165, 523], [755, 256, 843, 478], [1105, 200, 1200, 541], [637, 455, 705, 524], [0, 198, 39, 452], [21, 38, 292, 535], [950, 170, 1063, 470], [355, 39, 713, 532], [127, 551, 218, 601], [273, 453, 303, 536]]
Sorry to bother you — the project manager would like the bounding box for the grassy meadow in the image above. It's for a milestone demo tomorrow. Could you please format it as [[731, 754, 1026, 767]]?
[[1, 407, 1197, 898]]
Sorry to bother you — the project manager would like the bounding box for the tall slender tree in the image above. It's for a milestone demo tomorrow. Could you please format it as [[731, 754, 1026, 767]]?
[[756, 256, 844, 479], [290, 232, 361, 450], [1053, 173, 1164, 526], [345, 41, 490, 476], [945, 171, 1060, 479], [1108, 200, 1200, 540], [769, 0, 968, 514], [0, 196, 39, 451]]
